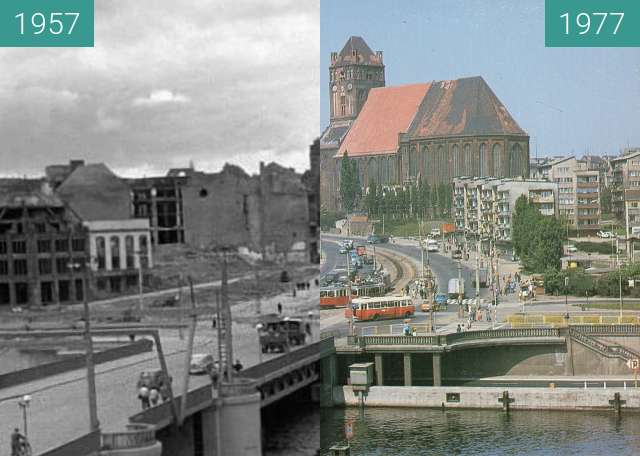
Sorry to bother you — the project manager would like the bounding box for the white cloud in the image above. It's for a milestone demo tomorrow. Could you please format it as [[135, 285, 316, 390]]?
[[132, 90, 191, 107]]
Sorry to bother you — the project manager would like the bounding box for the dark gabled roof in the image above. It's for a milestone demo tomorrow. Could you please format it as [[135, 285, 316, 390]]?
[[320, 124, 351, 147], [406, 76, 527, 139], [0, 179, 63, 208], [333, 36, 383, 67], [56, 163, 132, 221]]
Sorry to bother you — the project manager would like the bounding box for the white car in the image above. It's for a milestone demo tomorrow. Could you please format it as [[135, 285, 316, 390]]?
[[189, 353, 214, 375], [566, 245, 578, 253], [597, 231, 614, 238], [430, 228, 441, 237]]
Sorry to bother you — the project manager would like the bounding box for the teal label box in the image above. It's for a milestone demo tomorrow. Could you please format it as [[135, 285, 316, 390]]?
[[546, 0, 640, 47], [0, 0, 93, 47]]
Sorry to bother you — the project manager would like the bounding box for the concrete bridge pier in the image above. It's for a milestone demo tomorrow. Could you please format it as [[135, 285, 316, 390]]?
[[207, 378, 262, 456], [564, 335, 575, 376], [403, 353, 412, 386], [432, 353, 442, 386], [321, 354, 338, 406], [375, 353, 384, 386]]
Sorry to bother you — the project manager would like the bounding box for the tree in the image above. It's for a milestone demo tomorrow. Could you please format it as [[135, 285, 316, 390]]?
[[365, 182, 378, 218], [600, 186, 613, 215], [339, 152, 354, 212], [351, 159, 362, 204]]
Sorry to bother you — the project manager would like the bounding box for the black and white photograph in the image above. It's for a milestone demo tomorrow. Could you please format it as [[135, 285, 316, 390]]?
[[0, 1, 320, 455]]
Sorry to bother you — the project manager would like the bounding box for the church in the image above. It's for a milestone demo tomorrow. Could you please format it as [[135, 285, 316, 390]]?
[[320, 36, 530, 211]]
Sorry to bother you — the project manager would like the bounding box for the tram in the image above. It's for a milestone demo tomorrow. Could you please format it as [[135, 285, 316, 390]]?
[[345, 295, 415, 321], [320, 282, 388, 309]]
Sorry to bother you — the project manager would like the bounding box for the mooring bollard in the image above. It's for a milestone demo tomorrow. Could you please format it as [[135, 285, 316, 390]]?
[[604, 381, 607, 389], [624, 381, 627, 390], [584, 381, 587, 389], [609, 392, 626, 416], [498, 390, 514, 413]]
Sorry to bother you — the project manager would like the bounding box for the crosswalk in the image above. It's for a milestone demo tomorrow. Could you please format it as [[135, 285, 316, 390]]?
[[446, 298, 487, 306]]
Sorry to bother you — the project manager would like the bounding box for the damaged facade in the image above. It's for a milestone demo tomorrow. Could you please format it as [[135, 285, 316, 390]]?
[[0, 152, 315, 307], [320, 36, 530, 211]]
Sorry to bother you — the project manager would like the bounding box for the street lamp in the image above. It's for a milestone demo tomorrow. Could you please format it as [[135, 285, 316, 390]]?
[[68, 258, 99, 432], [564, 276, 570, 326], [18, 395, 30, 438], [255, 323, 264, 364], [135, 249, 145, 314]]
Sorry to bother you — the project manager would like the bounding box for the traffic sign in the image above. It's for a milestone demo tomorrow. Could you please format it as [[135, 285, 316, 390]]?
[[628, 358, 639, 370]]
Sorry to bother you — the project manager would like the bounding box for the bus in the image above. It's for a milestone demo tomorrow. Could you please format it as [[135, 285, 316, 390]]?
[[345, 296, 415, 321]]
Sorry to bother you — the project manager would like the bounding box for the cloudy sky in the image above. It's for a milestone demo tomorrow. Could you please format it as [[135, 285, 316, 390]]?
[[0, 0, 319, 177]]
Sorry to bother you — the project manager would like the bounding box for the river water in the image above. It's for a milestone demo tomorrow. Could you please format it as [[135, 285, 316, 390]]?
[[321, 406, 640, 455]]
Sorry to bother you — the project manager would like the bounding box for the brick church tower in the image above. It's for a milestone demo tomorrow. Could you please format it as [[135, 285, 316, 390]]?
[[329, 36, 385, 122]]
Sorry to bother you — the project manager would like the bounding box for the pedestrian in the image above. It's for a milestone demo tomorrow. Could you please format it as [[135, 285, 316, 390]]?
[[277, 302, 282, 315], [306, 282, 310, 290], [403, 322, 410, 336], [305, 322, 312, 336], [149, 388, 160, 406], [212, 317, 217, 329], [412, 327, 417, 337], [292, 287, 296, 298], [138, 386, 150, 410], [314, 278, 319, 287], [456, 324, 461, 333], [11, 428, 26, 456]]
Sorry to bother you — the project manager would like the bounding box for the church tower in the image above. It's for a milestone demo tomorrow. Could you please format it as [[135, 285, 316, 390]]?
[[329, 36, 385, 122]]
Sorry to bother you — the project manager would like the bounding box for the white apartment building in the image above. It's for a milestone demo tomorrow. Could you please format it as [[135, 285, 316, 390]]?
[[454, 177, 559, 242]]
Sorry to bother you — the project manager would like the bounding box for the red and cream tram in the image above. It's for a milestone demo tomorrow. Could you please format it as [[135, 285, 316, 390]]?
[[321, 282, 388, 309], [320, 285, 350, 308], [344, 296, 415, 321]]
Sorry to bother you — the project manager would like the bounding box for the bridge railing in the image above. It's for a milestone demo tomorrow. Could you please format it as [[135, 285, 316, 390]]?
[[571, 324, 640, 335], [101, 424, 157, 450], [347, 327, 563, 347], [239, 339, 326, 380]]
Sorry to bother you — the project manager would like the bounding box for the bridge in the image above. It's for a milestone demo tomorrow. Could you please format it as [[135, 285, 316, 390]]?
[[35, 338, 332, 456], [321, 325, 640, 400]]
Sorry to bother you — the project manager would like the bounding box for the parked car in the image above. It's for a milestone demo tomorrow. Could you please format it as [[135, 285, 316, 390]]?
[[367, 234, 380, 244], [566, 244, 578, 253], [597, 231, 614, 238], [189, 353, 215, 375], [430, 228, 441, 237], [258, 315, 306, 353], [420, 293, 448, 312], [452, 249, 462, 259]]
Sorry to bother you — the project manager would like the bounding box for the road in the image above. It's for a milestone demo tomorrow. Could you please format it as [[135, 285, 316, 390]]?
[[0, 286, 320, 455], [321, 234, 495, 336]]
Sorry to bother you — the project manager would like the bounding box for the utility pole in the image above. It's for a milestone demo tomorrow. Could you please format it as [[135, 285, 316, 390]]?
[[618, 238, 623, 320], [457, 260, 463, 319], [75, 258, 99, 432], [136, 250, 145, 315], [179, 278, 197, 426], [475, 234, 481, 313]]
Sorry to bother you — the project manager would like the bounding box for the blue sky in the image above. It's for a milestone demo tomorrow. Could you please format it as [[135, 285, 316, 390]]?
[[321, 0, 640, 157]]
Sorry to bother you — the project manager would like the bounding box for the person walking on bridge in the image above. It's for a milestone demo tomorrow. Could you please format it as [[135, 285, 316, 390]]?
[[11, 428, 28, 456]]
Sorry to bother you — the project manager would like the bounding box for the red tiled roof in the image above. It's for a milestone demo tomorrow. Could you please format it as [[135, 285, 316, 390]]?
[[336, 83, 430, 158]]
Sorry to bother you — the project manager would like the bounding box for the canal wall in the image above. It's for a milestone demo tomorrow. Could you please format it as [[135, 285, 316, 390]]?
[[334, 386, 640, 411], [0, 338, 153, 389]]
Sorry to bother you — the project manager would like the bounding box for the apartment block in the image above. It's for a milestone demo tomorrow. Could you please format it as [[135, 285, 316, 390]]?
[[610, 149, 640, 232], [530, 156, 601, 232], [453, 177, 558, 242]]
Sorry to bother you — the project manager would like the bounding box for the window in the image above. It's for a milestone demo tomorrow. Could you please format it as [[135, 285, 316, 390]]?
[[39, 259, 52, 275], [110, 236, 120, 270], [12, 241, 26, 254], [0, 261, 7, 275], [56, 258, 69, 274], [55, 239, 68, 252], [72, 238, 85, 252], [58, 280, 70, 302], [0, 241, 6, 254], [38, 239, 51, 253], [96, 237, 106, 270], [125, 236, 134, 269], [139, 235, 149, 268], [13, 259, 27, 275], [35, 223, 46, 233], [41, 282, 53, 304]]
